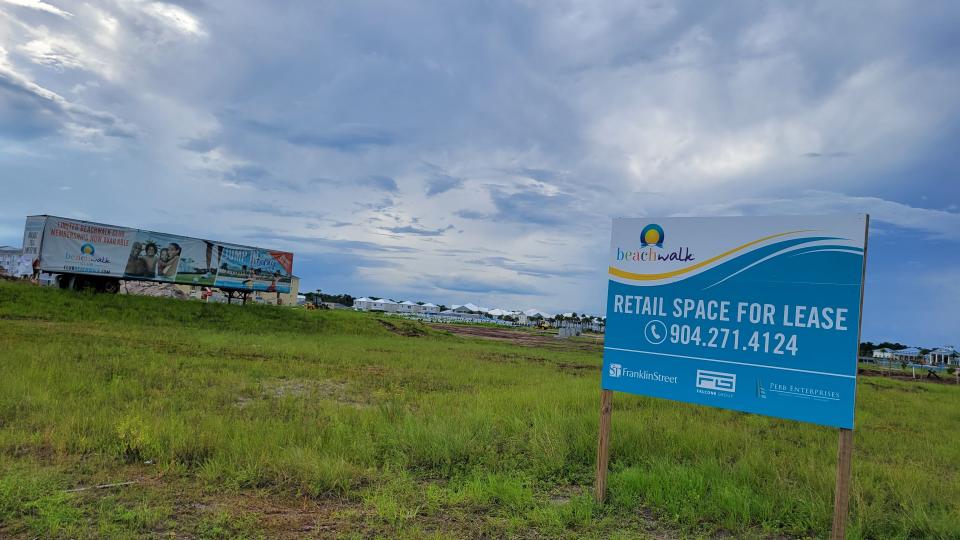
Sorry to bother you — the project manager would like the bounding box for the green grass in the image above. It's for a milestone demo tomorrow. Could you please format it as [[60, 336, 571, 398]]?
[[0, 281, 958, 538]]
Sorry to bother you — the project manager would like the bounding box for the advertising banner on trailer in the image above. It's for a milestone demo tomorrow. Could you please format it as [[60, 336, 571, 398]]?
[[601, 216, 868, 429], [32, 216, 294, 293]]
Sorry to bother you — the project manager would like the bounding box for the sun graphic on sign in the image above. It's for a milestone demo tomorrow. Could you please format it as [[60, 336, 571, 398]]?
[[640, 224, 664, 247], [80, 243, 95, 255]]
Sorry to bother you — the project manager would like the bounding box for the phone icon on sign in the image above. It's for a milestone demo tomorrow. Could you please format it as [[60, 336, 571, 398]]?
[[644, 320, 667, 345], [650, 325, 662, 340]]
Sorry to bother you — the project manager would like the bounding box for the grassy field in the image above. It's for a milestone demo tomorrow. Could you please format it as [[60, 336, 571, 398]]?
[[0, 281, 958, 539]]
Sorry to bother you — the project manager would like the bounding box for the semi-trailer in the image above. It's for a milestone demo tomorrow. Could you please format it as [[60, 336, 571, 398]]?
[[21, 215, 294, 295]]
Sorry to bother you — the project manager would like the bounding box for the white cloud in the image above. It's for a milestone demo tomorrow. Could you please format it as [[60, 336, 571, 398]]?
[[685, 191, 960, 241], [0, 46, 136, 139], [0, 0, 72, 19], [19, 34, 90, 72], [141, 2, 205, 37]]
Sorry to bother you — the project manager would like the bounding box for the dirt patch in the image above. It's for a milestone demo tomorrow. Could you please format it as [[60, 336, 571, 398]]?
[[556, 362, 599, 375], [858, 367, 959, 386], [431, 324, 603, 352], [378, 319, 428, 337], [223, 493, 358, 539]]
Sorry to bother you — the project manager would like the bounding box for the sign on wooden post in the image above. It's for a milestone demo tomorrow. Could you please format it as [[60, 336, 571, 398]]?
[[595, 216, 869, 536]]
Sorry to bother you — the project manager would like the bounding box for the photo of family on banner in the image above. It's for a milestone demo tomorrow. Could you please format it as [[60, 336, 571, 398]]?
[[122, 232, 293, 293]]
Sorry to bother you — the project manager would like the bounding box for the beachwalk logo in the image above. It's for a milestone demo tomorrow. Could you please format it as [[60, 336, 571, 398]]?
[[616, 224, 695, 263], [640, 224, 665, 247], [696, 370, 736, 398], [607, 363, 678, 384], [65, 249, 112, 265]]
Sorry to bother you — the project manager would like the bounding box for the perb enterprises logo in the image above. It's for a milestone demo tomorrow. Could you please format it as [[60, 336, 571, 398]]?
[[616, 223, 695, 263]]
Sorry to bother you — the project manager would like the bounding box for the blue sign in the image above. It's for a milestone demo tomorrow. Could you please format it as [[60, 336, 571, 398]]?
[[602, 216, 868, 429]]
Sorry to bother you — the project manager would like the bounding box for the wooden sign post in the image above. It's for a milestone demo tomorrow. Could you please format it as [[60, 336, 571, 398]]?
[[830, 428, 854, 539], [594, 389, 613, 503]]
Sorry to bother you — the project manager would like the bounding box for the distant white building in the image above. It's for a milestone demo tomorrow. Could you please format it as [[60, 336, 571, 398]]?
[[418, 302, 440, 314], [451, 304, 481, 315], [353, 297, 374, 310], [0, 246, 19, 275], [517, 309, 551, 325], [925, 346, 959, 366], [893, 347, 922, 362], [872, 348, 895, 360], [353, 297, 399, 312], [374, 299, 399, 312], [354, 297, 444, 314]]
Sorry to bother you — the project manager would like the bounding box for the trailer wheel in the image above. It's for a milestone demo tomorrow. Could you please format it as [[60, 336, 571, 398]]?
[[57, 275, 71, 289], [101, 279, 121, 294], [75, 276, 97, 291]]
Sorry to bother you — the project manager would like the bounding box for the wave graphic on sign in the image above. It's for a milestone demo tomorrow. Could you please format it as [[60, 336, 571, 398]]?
[[609, 232, 861, 285], [701, 242, 863, 290]]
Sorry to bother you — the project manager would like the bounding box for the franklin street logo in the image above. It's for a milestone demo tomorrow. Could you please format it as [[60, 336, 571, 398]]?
[[606, 363, 678, 384]]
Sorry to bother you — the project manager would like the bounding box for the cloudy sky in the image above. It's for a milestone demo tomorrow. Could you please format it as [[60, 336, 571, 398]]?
[[1, 0, 958, 345]]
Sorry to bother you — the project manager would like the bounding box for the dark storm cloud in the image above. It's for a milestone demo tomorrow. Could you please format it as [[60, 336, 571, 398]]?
[[0, 69, 136, 139], [383, 224, 454, 237], [221, 202, 323, 219], [487, 187, 579, 226], [804, 152, 851, 159], [358, 176, 399, 193], [466, 256, 591, 279], [245, 232, 419, 255], [293, 251, 398, 277], [454, 210, 490, 220], [180, 136, 220, 153], [424, 174, 464, 197], [236, 116, 395, 151], [429, 275, 540, 296]]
